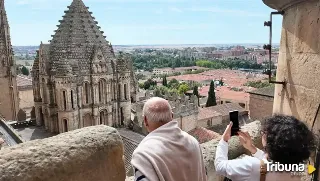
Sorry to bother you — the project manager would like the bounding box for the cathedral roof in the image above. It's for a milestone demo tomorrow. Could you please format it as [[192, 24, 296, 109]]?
[[49, 0, 115, 75]]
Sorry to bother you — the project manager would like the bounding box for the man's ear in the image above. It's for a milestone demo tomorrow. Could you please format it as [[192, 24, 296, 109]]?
[[144, 116, 148, 127]]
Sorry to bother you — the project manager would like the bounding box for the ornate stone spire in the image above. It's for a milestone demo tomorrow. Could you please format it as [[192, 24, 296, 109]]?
[[0, 0, 19, 120], [0, 0, 13, 69], [32, 50, 40, 71], [49, 0, 114, 75]]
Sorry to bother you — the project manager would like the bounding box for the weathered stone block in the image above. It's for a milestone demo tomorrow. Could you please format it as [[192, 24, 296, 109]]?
[[0, 125, 126, 181]]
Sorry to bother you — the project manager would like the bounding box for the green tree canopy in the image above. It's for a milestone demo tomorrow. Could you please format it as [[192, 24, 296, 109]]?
[[178, 83, 189, 95], [168, 78, 180, 89], [206, 80, 217, 107], [21, 66, 30, 76], [143, 79, 157, 90]]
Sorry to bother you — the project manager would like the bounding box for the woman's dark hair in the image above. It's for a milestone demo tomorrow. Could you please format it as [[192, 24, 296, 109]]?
[[262, 115, 315, 164]]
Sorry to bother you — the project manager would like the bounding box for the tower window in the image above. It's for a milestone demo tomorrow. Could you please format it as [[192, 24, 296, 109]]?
[[63, 91, 67, 110], [124, 84, 127, 100], [71, 90, 74, 109]]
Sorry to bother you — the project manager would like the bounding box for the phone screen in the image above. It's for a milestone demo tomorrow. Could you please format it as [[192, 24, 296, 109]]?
[[230, 110, 239, 136]]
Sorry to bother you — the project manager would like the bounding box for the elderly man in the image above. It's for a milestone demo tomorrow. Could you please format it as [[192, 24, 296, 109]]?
[[131, 97, 207, 181]]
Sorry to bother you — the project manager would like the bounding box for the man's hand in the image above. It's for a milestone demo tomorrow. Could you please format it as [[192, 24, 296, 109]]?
[[238, 131, 257, 154], [222, 122, 233, 142]]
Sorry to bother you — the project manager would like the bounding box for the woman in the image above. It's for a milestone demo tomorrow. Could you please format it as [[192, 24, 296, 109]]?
[[215, 115, 315, 181]]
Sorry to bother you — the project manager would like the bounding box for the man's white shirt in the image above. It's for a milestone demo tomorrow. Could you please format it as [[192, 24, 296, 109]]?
[[215, 139, 267, 181]]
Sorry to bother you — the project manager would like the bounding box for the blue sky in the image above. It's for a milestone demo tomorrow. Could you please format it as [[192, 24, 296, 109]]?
[[5, 0, 283, 45]]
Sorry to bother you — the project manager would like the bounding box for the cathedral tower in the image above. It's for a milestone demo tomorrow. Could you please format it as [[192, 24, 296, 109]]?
[[32, 0, 133, 133], [0, 0, 19, 120]]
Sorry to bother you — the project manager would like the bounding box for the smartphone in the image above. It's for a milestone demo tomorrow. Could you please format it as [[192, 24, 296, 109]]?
[[229, 110, 240, 136]]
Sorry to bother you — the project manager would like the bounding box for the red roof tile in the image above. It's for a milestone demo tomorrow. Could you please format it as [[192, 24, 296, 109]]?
[[17, 75, 32, 89], [188, 127, 221, 144]]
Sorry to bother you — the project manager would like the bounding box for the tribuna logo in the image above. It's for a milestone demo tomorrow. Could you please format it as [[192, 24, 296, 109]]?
[[266, 162, 305, 172]]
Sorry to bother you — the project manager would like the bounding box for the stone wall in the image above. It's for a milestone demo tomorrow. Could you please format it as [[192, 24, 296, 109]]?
[[263, 0, 320, 128], [249, 94, 273, 121], [0, 125, 126, 181], [0, 78, 19, 121], [18, 89, 34, 114]]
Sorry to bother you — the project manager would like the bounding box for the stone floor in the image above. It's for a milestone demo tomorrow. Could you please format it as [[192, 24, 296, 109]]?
[[16, 126, 57, 141]]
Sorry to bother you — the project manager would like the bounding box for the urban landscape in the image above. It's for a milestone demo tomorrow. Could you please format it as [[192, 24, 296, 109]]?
[[0, 0, 320, 181]]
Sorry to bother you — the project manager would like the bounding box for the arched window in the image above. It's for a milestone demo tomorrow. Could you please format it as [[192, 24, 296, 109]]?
[[99, 110, 108, 125], [71, 90, 74, 109], [63, 119, 68, 132], [120, 107, 124, 126], [124, 84, 128, 100], [62, 90, 67, 110], [84, 82, 90, 104]]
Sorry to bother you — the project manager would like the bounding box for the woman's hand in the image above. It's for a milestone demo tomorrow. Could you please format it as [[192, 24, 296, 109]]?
[[238, 131, 257, 154], [222, 122, 233, 142]]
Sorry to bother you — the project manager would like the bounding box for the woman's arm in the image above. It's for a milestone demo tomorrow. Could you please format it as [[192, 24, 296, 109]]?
[[214, 139, 255, 180]]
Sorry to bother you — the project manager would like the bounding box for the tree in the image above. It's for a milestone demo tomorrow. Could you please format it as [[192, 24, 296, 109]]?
[[168, 78, 179, 89], [143, 79, 157, 90], [162, 75, 168, 87], [193, 86, 200, 106], [21, 66, 30, 76], [178, 83, 189, 95], [206, 80, 217, 107]]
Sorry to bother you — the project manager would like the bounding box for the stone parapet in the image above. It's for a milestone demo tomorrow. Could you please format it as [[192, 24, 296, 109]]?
[[263, 0, 306, 11], [0, 125, 126, 181]]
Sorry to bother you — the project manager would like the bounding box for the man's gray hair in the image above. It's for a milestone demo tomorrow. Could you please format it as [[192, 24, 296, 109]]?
[[143, 97, 172, 122]]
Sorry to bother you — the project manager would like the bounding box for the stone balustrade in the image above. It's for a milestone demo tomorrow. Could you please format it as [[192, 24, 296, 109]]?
[[0, 121, 261, 181], [0, 125, 126, 181]]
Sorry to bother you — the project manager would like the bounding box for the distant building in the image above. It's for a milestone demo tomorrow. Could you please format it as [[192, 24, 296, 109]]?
[[248, 86, 275, 121], [207, 53, 223, 59], [231, 46, 245, 56], [153, 66, 207, 76]]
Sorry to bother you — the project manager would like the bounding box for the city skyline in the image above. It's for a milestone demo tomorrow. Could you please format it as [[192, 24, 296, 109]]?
[[6, 0, 282, 46]]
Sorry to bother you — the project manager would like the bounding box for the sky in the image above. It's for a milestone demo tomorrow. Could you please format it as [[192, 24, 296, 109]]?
[[5, 0, 283, 46]]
